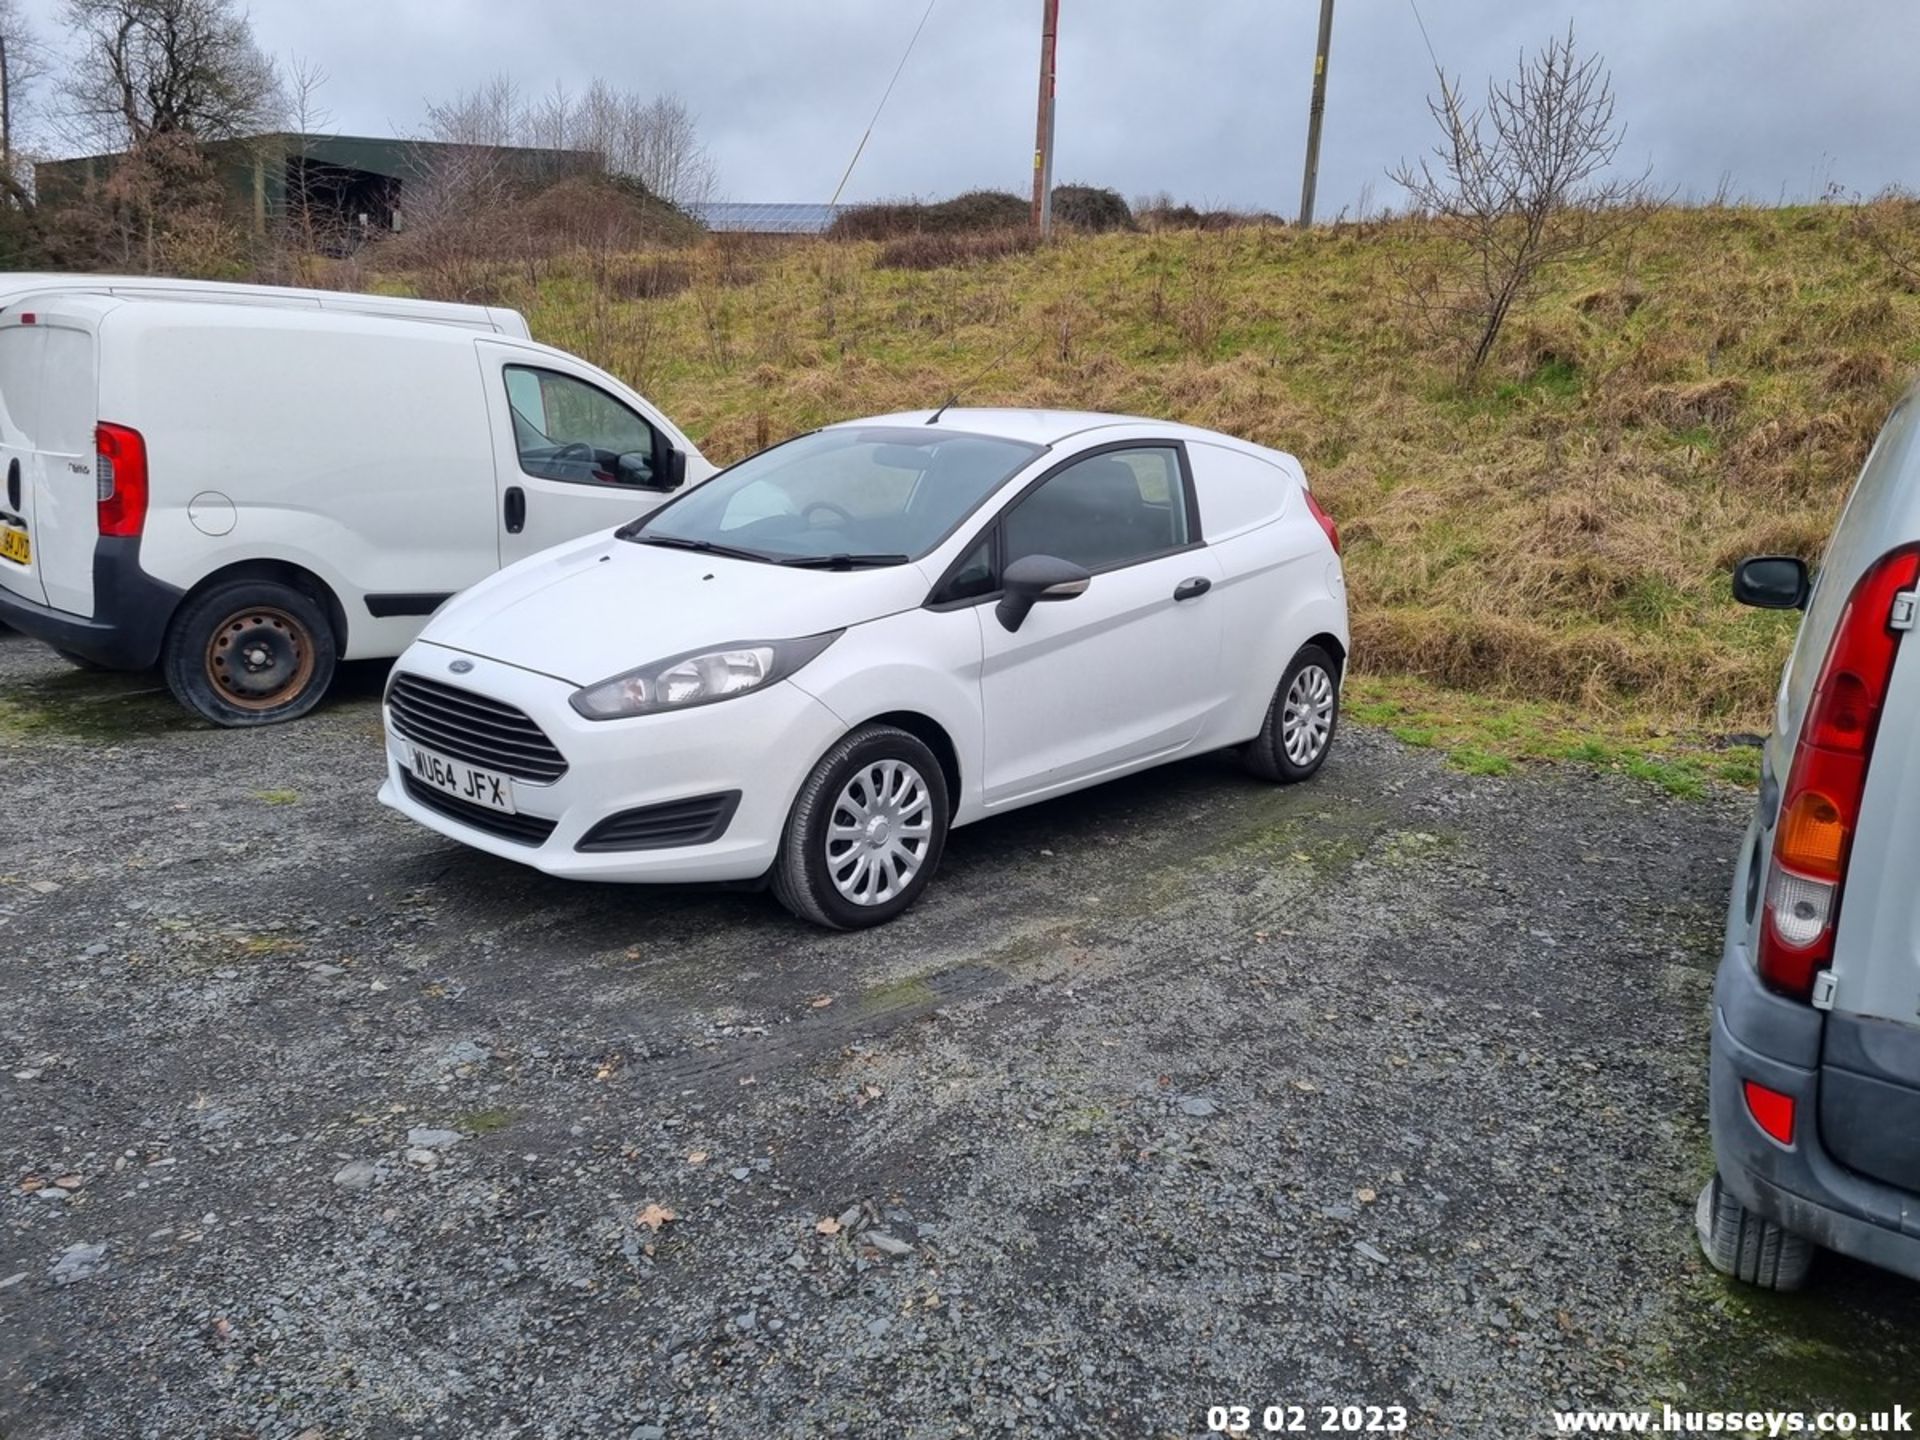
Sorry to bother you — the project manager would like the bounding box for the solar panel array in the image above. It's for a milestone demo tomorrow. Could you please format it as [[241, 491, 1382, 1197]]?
[[689, 202, 844, 235]]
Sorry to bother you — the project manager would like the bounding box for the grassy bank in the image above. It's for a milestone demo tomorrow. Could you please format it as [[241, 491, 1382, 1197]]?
[[382, 206, 1912, 777]]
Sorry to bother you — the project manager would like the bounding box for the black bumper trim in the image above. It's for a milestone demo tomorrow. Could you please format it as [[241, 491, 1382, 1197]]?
[[0, 536, 180, 670], [367, 591, 453, 618]]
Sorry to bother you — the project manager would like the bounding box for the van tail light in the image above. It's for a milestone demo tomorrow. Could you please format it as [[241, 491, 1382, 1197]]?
[[1757, 544, 1920, 1000], [96, 422, 149, 538], [1304, 488, 1341, 556]]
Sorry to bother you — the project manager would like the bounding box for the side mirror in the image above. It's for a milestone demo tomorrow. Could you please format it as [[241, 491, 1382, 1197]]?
[[620, 447, 685, 491], [996, 553, 1091, 633], [1733, 555, 1811, 611]]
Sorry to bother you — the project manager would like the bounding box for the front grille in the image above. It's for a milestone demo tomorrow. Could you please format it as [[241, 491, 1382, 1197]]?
[[576, 792, 741, 852], [387, 673, 568, 783], [402, 773, 559, 847]]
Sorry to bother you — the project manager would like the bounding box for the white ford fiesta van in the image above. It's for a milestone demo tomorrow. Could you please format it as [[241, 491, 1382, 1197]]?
[[0, 294, 714, 724]]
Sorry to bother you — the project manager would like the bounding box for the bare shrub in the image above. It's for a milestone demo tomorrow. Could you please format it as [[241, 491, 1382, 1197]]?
[[1390, 24, 1653, 377], [875, 229, 1036, 271], [829, 190, 1028, 241]]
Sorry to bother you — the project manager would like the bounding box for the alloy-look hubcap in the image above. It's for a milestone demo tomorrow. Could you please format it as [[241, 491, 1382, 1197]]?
[[1280, 663, 1335, 766], [826, 758, 933, 906]]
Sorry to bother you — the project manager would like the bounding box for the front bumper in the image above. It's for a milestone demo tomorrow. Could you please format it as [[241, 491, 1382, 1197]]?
[[376, 644, 847, 884], [1710, 831, 1920, 1282]]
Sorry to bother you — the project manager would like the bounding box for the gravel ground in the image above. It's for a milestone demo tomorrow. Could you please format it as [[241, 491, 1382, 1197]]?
[[3, 630, 1918, 1439]]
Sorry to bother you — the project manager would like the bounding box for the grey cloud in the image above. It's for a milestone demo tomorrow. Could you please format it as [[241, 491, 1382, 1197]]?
[[15, 0, 1920, 215]]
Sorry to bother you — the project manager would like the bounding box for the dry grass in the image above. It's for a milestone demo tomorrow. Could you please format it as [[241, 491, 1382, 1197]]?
[[366, 204, 1917, 738]]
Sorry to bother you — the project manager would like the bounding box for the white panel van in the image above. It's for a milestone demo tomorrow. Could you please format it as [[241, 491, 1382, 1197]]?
[[0, 272, 532, 337], [0, 295, 715, 725]]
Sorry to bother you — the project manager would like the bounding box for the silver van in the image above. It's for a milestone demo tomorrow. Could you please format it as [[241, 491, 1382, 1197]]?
[[1703, 388, 1920, 1288]]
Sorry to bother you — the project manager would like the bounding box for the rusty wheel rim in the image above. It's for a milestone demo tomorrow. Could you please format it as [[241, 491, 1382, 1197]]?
[[204, 606, 315, 711]]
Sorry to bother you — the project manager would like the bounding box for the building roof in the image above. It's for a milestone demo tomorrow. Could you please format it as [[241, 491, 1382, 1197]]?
[[688, 201, 843, 235]]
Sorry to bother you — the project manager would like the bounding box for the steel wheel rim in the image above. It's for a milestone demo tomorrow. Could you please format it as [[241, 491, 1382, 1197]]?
[[206, 606, 315, 711], [1280, 663, 1334, 766], [825, 758, 933, 906]]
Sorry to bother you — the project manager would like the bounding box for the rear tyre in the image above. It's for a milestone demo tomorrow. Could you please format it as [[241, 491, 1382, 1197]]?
[[1696, 1174, 1814, 1291], [162, 579, 337, 728], [772, 724, 950, 930], [1242, 642, 1340, 783]]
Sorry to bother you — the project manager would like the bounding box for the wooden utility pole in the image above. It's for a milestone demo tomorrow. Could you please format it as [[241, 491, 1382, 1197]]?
[[1031, 0, 1059, 237], [1297, 0, 1336, 227]]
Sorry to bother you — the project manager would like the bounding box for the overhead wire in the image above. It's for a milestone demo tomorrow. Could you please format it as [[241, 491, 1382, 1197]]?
[[828, 0, 940, 210]]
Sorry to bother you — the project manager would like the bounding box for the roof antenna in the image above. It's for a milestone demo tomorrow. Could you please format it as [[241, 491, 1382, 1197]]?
[[924, 330, 1033, 426]]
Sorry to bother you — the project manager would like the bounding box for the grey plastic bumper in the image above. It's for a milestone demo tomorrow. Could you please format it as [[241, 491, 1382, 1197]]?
[[1711, 931, 1920, 1283], [0, 537, 180, 670]]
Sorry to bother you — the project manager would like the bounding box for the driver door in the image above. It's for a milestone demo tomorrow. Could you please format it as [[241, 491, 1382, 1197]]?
[[476, 344, 681, 567]]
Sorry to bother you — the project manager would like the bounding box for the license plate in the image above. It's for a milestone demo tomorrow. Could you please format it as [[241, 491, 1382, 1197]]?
[[406, 744, 516, 814], [0, 526, 27, 566]]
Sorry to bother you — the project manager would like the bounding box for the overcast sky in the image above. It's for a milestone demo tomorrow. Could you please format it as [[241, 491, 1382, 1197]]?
[[16, 0, 1920, 215]]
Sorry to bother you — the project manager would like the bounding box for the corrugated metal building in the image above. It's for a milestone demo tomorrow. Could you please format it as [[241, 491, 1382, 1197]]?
[[36, 133, 600, 235]]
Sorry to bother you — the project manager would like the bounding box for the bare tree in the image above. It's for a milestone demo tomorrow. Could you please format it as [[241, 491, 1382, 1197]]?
[[1390, 25, 1651, 376], [62, 0, 284, 151], [431, 73, 715, 207], [423, 73, 521, 148]]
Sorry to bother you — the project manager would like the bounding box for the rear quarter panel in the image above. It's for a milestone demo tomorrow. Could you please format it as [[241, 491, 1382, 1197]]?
[[1185, 441, 1348, 748], [99, 314, 498, 659]]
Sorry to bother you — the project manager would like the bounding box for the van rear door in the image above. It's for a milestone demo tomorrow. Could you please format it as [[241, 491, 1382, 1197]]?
[[1806, 403, 1920, 1192], [0, 320, 47, 604]]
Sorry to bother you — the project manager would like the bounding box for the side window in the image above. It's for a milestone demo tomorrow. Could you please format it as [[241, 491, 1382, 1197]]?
[[1002, 447, 1191, 571], [940, 536, 996, 603], [504, 365, 658, 486]]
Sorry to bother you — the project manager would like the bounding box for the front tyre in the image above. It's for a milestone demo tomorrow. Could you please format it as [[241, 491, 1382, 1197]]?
[[1242, 642, 1340, 782], [162, 579, 337, 727], [773, 724, 951, 930]]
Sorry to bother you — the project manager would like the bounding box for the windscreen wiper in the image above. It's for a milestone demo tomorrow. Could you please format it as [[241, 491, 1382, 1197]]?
[[624, 532, 773, 563], [776, 553, 912, 570]]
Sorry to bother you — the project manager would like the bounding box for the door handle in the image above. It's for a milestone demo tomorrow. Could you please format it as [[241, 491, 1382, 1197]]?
[[504, 486, 525, 534], [1173, 576, 1211, 602], [5, 458, 17, 513]]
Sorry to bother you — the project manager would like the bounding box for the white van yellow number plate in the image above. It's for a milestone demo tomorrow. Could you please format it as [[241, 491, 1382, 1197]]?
[[0, 526, 28, 565], [407, 744, 516, 814]]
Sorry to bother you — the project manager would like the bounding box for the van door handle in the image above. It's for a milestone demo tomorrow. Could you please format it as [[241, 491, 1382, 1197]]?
[[1173, 576, 1211, 602], [5, 458, 18, 513], [504, 486, 525, 534]]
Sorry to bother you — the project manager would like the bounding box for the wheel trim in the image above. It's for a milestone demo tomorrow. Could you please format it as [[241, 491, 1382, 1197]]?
[[205, 606, 316, 711], [1280, 663, 1335, 766], [825, 758, 932, 906]]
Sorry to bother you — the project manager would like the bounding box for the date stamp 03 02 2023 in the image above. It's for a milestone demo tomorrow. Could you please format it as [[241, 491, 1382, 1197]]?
[[1207, 1404, 1411, 1434]]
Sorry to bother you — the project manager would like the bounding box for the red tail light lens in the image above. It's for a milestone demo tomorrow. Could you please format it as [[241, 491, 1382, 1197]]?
[[1757, 544, 1920, 999], [96, 423, 149, 538], [1304, 488, 1340, 556], [1743, 1079, 1796, 1146]]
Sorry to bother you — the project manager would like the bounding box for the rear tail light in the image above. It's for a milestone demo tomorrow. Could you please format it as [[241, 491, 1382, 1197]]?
[[1304, 488, 1341, 556], [96, 422, 148, 538], [1757, 544, 1920, 999]]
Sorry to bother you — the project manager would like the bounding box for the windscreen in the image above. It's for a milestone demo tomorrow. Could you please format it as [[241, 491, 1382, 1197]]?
[[636, 427, 1041, 563]]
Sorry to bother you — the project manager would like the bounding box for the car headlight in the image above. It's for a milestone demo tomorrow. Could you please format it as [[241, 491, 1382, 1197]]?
[[568, 631, 842, 720]]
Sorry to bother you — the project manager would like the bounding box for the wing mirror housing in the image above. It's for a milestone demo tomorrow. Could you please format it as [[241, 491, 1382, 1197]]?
[[1733, 555, 1811, 611], [996, 554, 1091, 632], [633, 439, 689, 491]]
